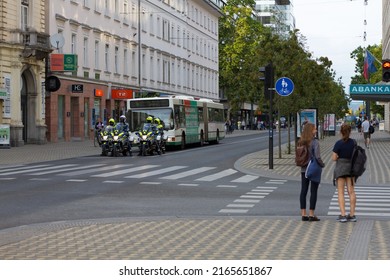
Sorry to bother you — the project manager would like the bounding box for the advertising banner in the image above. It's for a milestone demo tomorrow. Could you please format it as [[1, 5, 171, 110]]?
[[0, 124, 10, 148]]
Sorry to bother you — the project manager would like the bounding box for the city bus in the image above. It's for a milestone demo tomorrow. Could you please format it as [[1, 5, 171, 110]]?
[[126, 96, 225, 149]]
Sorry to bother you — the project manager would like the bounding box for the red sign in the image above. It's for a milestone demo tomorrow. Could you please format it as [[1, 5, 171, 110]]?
[[111, 89, 133, 99], [50, 54, 64, 71], [94, 89, 104, 97]]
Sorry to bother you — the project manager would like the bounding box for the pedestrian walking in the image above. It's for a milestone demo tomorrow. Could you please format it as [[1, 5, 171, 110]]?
[[332, 123, 357, 223], [298, 123, 325, 222], [361, 116, 371, 149]]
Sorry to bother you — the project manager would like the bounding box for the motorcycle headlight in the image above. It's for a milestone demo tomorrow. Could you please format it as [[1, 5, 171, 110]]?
[[129, 136, 134, 141], [114, 136, 119, 141], [156, 135, 161, 141], [142, 135, 147, 140], [103, 135, 108, 140]]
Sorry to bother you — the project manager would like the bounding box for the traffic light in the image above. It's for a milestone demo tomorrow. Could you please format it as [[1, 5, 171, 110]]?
[[382, 59, 390, 82], [259, 63, 274, 99]]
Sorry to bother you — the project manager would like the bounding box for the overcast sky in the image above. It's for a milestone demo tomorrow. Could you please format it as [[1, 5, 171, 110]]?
[[293, 0, 382, 93]]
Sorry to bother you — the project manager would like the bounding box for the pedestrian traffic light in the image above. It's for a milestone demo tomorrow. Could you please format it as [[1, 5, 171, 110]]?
[[382, 59, 390, 82], [259, 63, 274, 99]]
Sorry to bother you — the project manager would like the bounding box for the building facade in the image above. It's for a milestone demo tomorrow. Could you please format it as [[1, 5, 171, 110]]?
[[382, 0, 390, 131], [254, 0, 295, 37], [0, 0, 51, 146], [46, 0, 224, 142]]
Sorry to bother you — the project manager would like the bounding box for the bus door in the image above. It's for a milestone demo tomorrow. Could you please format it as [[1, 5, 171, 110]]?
[[203, 102, 208, 141]]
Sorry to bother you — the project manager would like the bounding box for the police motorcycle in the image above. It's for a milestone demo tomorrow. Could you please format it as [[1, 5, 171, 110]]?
[[100, 119, 115, 156], [112, 116, 133, 157], [153, 118, 167, 155], [135, 116, 158, 156]]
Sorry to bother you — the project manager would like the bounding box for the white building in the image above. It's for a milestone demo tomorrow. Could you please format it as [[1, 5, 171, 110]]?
[[46, 0, 224, 142], [382, 0, 390, 131], [254, 0, 295, 37]]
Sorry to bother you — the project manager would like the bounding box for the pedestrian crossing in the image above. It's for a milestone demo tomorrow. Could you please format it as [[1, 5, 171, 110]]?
[[219, 185, 281, 214], [327, 186, 390, 217], [0, 163, 258, 184]]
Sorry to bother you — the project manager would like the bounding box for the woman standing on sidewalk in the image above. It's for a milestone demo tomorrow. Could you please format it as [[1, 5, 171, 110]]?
[[332, 123, 357, 223], [299, 123, 325, 222]]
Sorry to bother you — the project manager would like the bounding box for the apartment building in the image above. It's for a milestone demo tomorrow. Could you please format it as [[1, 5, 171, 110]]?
[[0, 0, 51, 146], [45, 0, 224, 142], [382, 0, 390, 131]]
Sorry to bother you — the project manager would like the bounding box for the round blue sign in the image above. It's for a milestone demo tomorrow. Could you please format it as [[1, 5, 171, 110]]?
[[275, 77, 294, 96]]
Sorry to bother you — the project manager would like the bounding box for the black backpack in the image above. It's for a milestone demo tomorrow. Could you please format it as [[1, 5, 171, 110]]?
[[351, 139, 367, 181], [369, 125, 375, 134]]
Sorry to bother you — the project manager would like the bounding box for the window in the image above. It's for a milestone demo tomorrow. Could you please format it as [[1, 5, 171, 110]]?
[[163, 59, 170, 83], [162, 19, 170, 41], [94, 40, 99, 69], [123, 49, 128, 75], [71, 34, 77, 54], [21, 0, 29, 31], [105, 44, 109, 71], [114, 46, 119, 73], [82, 38, 88, 67]]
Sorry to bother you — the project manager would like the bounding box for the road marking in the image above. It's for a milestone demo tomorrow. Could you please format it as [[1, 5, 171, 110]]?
[[226, 204, 255, 208], [66, 179, 87, 182], [234, 199, 261, 203], [216, 185, 237, 188], [219, 209, 248, 214], [32, 164, 106, 175], [160, 167, 216, 180], [231, 175, 259, 183], [29, 178, 50, 181], [59, 164, 132, 176], [240, 195, 265, 199], [103, 180, 124, 184], [196, 168, 237, 181], [178, 183, 199, 186], [0, 178, 15, 180], [92, 165, 159, 177], [125, 166, 187, 178], [140, 182, 161, 185], [0, 164, 51, 173], [0, 164, 77, 176]]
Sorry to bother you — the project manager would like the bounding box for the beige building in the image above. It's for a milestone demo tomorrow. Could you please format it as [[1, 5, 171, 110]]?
[[0, 0, 51, 146]]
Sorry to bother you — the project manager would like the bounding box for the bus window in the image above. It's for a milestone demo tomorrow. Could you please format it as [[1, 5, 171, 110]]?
[[198, 107, 204, 122]]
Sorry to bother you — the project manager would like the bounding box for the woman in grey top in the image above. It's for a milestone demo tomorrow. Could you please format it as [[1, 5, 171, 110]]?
[[298, 123, 325, 221]]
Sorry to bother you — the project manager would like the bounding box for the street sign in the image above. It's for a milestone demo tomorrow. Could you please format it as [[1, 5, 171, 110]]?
[[275, 77, 294, 96], [350, 84, 390, 95], [71, 84, 84, 93], [50, 54, 78, 71]]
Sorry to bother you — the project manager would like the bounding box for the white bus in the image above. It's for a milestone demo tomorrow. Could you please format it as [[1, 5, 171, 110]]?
[[126, 96, 225, 149]]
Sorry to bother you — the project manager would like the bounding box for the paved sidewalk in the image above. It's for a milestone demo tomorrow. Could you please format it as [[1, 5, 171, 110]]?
[[1, 128, 390, 260]]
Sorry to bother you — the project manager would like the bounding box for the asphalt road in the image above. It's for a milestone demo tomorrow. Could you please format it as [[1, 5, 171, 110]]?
[[0, 131, 334, 230]]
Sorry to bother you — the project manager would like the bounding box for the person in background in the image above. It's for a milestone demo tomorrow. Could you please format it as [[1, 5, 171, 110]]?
[[332, 123, 356, 223], [361, 116, 371, 149], [298, 122, 325, 222]]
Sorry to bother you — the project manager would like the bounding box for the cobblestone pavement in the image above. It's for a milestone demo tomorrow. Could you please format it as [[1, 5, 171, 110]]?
[[0, 129, 389, 260]]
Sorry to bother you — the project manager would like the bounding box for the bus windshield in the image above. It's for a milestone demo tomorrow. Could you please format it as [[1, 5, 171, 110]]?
[[127, 108, 174, 132]]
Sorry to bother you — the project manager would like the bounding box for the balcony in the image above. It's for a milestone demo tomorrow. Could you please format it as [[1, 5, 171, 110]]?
[[13, 29, 52, 59]]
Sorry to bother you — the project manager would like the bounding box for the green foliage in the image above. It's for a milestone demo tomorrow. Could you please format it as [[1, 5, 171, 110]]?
[[219, 1, 348, 121]]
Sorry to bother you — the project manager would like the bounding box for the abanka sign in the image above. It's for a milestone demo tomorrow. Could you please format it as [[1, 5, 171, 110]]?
[[349, 84, 390, 101], [350, 84, 390, 94]]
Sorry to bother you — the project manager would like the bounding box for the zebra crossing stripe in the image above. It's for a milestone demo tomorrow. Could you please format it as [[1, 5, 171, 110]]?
[[92, 165, 159, 177], [219, 209, 248, 214], [125, 166, 187, 178], [159, 167, 216, 180], [0, 164, 77, 176], [59, 164, 132, 176], [231, 175, 259, 183], [196, 168, 237, 181], [0, 164, 51, 174], [32, 164, 106, 175]]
